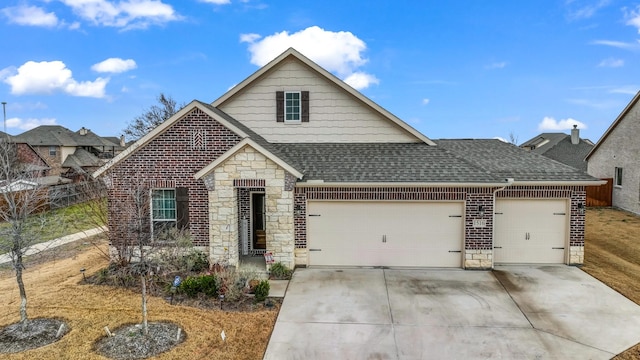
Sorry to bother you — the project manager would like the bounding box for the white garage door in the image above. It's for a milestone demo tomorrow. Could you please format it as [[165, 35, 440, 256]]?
[[307, 201, 464, 267], [494, 199, 568, 264]]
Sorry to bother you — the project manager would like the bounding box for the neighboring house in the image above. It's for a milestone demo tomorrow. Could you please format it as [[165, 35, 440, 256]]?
[[520, 126, 594, 172], [94, 48, 603, 270], [0, 131, 50, 177], [587, 91, 640, 215], [15, 126, 124, 179]]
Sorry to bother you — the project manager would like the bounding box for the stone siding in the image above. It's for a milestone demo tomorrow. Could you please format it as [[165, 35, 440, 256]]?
[[208, 146, 294, 268]]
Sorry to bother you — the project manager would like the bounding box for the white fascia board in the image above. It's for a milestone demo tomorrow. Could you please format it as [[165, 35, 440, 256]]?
[[295, 181, 513, 188], [194, 138, 303, 180], [511, 180, 608, 186], [93, 101, 248, 178], [212, 48, 435, 146]]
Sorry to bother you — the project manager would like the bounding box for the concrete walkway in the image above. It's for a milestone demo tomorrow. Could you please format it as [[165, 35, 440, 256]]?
[[0, 227, 105, 265], [265, 266, 640, 359]]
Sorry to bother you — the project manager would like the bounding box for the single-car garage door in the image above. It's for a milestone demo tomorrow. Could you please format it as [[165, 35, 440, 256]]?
[[307, 201, 464, 267], [494, 199, 568, 264]]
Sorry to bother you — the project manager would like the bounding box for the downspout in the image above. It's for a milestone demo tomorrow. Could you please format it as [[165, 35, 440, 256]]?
[[491, 178, 514, 269]]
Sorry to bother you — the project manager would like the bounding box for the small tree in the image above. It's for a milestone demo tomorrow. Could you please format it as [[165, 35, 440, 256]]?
[[0, 138, 56, 330], [123, 93, 184, 140], [108, 173, 156, 335]]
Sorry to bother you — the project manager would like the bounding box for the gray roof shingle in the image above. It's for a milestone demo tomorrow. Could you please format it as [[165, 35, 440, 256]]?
[[270, 143, 499, 183], [435, 139, 597, 182]]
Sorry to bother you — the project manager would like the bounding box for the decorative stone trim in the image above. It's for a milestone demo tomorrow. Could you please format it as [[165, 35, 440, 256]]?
[[148, 179, 176, 189], [569, 246, 584, 265], [464, 250, 492, 269], [284, 173, 297, 191], [203, 174, 215, 191], [233, 179, 266, 188]]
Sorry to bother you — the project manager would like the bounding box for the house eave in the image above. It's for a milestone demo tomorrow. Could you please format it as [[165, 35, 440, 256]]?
[[510, 180, 607, 186], [93, 101, 250, 178], [211, 48, 436, 146], [295, 181, 513, 188], [194, 138, 304, 180]]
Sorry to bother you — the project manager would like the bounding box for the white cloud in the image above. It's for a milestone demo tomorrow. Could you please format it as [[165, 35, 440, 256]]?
[[2, 5, 59, 27], [597, 57, 624, 67], [343, 72, 379, 90], [609, 85, 639, 95], [493, 136, 508, 143], [566, 0, 611, 20], [240, 33, 261, 43], [199, 0, 231, 4], [5, 117, 57, 131], [3, 60, 108, 98], [422, 98, 430, 105], [91, 58, 137, 73], [485, 61, 508, 69], [241, 26, 378, 89], [538, 116, 587, 131], [591, 40, 640, 50], [625, 5, 640, 33], [60, 0, 180, 30]]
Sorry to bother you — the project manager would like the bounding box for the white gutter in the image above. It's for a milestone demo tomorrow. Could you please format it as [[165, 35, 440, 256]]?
[[510, 180, 607, 186], [295, 181, 514, 188], [491, 178, 514, 269]]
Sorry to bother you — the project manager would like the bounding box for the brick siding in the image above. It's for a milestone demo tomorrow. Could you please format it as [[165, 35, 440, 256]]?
[[294, 185, 585, 252], [107, 108, 242, 247]]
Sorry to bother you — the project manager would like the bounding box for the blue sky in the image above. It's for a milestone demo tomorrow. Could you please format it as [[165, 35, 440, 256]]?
[[1, 0, 639, 144]]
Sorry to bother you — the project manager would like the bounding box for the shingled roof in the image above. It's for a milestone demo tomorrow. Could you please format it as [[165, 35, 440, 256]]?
[[435, 139, 597, 182], [271, 142, 498, 183]]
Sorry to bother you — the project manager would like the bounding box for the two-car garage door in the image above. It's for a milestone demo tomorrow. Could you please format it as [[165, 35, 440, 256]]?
[[307, 201, 464, 267]]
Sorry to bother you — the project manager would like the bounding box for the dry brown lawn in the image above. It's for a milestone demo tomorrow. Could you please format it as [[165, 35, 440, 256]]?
[[0, 238, 278, 360], [2, 207, 640, 359], [582, 207, 640, 360]]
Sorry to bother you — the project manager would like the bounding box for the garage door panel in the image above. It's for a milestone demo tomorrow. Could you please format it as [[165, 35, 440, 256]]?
[[307, 201, 463, 267], [494, 199, 567, 264]]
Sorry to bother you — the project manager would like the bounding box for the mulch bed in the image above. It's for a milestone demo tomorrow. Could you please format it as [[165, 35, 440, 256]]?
[[94, 322, 185, 360], [0, 318, 69, 354]]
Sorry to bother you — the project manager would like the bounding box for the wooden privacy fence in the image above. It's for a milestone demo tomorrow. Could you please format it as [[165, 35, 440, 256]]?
[[586, 178, 612, 207]]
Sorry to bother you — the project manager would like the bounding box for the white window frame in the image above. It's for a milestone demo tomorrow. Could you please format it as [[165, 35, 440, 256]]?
[[614, 167, 623, 187], [49, 146, 57, 156], [284, 91, 301, 123], [151, 188, 177, 239]]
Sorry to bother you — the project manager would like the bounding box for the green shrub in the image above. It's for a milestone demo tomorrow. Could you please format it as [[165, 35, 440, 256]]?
[[254, 280, 270, 302], [269, 262, 292, 280], [180, 250, 209, 272], [179, 276, 202, 298], [178, 274, 218, 298], [199, 275, 218, 297]]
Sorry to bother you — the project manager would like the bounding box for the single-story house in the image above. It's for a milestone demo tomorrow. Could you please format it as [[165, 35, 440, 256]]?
[[94, 48, 603, 270], [587, 91, 640, 215], [520, 126, 594, 172]]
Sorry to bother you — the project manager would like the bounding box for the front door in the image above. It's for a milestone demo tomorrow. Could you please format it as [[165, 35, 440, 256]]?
[[251, 193, 266, 250]]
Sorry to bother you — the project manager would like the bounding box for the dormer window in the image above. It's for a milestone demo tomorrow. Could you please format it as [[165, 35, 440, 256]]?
[[276, 91, 309, 123]]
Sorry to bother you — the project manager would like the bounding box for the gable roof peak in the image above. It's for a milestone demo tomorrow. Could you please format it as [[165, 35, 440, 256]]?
[[212, 47, 436, 145]]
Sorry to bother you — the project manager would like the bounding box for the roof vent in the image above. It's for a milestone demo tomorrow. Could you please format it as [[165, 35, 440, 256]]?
[[571, 124, 579, 145]]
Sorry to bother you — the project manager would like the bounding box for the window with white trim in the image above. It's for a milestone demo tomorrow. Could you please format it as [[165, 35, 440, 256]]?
[[49, 146, 57, 156], [285, 91, 301, 122], [276, 91, 309, 123], [151, 189, 176, 235], [614, 167, 623, 187]]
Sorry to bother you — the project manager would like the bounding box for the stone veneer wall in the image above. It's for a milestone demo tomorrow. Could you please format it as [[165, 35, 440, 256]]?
[[208, 146, 294, 268]]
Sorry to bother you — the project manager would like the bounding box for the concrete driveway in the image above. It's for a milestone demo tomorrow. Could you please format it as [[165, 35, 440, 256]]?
[[264, 266, 640, 359]]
